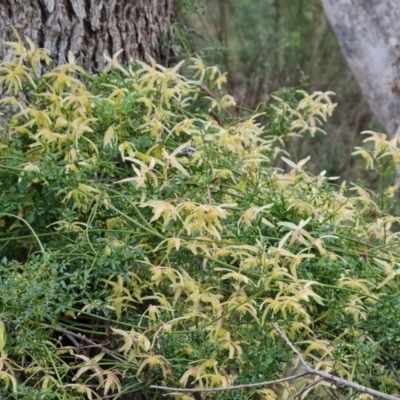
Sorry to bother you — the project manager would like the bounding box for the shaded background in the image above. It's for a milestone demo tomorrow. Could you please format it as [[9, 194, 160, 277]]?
[[177, 0, 383, 186]]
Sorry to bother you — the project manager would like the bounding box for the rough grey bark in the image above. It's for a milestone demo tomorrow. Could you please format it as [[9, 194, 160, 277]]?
[[321, 0, 400, 137], [0, 0, 176, 71]]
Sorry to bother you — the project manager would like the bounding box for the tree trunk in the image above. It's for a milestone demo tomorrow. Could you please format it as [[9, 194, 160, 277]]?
[[322, 0, 400, 137], [0, 0, 176, 71]]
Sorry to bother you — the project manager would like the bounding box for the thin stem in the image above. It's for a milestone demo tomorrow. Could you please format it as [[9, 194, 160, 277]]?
[[0, 212, 45, 254], [76, 188, 165, 240]]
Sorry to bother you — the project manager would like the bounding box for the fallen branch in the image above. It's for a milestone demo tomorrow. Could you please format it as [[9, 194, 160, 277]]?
[[273, 323, 400, 400]]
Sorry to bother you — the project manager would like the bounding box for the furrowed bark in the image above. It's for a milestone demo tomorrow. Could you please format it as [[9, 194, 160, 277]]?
[[0, 0, 176, 71]]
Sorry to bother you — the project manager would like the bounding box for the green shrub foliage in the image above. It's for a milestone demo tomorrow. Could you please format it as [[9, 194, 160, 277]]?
[[1, 33, 400, 400]]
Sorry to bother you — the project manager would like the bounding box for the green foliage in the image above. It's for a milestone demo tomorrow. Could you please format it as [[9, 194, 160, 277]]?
[[1, 33, 400, 400]]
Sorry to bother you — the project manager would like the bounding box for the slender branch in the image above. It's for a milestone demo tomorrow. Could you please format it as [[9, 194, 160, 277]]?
[[100, 374, 311, 399], [199, 84, 216, 99], [273, 323, 308, 369], [273, 323, 400, 400], [198, 84, 223, 125], [307, 364, 400, 400], [289, 377, 324, 400], [344, 391, 359, 400], [103, 388, 140, 399], [323, 386, 341, 400], [149, 372, 310, 393], [62, 331, 80, 347], [388, 343, 400, 382], [42, 324, 126, 363]]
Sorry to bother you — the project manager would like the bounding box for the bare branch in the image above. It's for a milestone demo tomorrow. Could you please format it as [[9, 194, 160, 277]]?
[[273, 323, 309, 370], [388, 343, 400, 382], [344, 390, 359, 400], [149, 372, 310, 393], [323, 386, 341, 400], [199, 84, 217, 99], [289, 377, 324, 400], [103, 388, 140, 399], [273, 323, 400, 400], [63, 331, 80, 347], [43, 324, 126, 363]]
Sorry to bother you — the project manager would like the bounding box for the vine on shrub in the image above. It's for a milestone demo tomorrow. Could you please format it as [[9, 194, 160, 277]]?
[[1, 32, 400, 399]]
